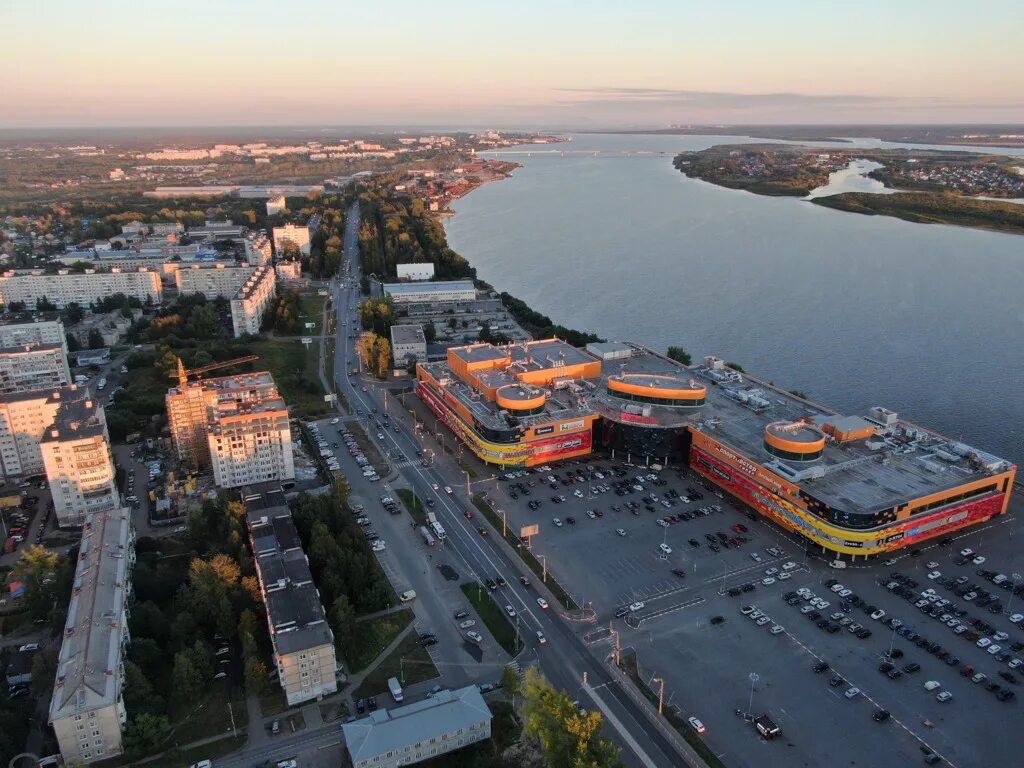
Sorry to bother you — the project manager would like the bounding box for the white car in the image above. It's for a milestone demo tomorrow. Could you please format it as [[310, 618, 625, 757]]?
[[459, 619, 476, 629], [553, 518, 563, 527], [505, 605, 517, 618], [925, 561, 939, 569], [330, 418, 339, 424], [537, 597, 549, 609], [687, 716, 706, 734], [1010, 614, 1024, 624], [656, 519, 669, 528], [755, 616, 771, 626], [960, 548, 974, 557], [988, 644, 1002, 655], [870, 609, 886, 620], [629, 601, 645, 612], [977, 637, 992, 648], [432, 483, 439, 491], [830, 584, 845, 594], [761, 577, 776, 586], [536, 630, 547, 644], [586, 510, 597, 519], [936, 691, 953, 702], [769, 624, 784, 635], [444, 486, 453, 495], [924, 680, 941, 691], [574, 489, 584, 498], [778, 572, 792, 581], [615, 528, 627, 537], [750, 553, 762, 562], [927, 571, 941, 580], [466, 631, 483, 644], [764, 567, 779, 576], [659, 543, 672, 555], [973, 555, 986, 565], [371, 540, 386, 552], [845, 686, 860, 699]]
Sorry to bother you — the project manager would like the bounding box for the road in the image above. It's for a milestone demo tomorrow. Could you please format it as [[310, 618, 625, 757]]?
[[324, 203, 694, 768]]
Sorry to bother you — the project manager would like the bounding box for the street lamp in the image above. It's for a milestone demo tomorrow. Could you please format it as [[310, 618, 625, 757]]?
[[539, 554, 547, 582], [747, 672, 759, 718], [1006, 573, 1022, 617], [652, 676, 665, 715]]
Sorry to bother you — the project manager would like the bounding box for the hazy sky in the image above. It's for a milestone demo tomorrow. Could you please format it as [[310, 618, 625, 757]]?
[[3, 0, 1022, 128]]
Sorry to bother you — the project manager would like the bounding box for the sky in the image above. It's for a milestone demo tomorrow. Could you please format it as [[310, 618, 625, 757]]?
[[2, 0, 1023, 128]]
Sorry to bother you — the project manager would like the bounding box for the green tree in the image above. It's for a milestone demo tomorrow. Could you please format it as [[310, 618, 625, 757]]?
[[65, 332, 81, 352], [522, 668, 620, 768], [501, 664, 522, 698], [123, 713, 172, 758], [170, 653, 203, 708], [123, 660, 164, 716], [185, 639, 215, 681], [328, 594, 355, 653], [87, 328, 104, 349], [30, 650, 58, 698], [63, 302, 84, 325], [725, 361, 745, 372], [244, 656, 268, 696], [186, 302, 219, 339], [12, 544, 61, 619], [666, 346, 692, 366], [423, 319, 436, 343]]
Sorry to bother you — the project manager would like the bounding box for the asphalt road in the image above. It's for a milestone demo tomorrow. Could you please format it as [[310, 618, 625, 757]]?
[[323, 204, 693, 768]]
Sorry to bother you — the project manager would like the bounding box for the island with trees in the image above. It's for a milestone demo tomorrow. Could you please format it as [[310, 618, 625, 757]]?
[[673, 144, 1024, 235]]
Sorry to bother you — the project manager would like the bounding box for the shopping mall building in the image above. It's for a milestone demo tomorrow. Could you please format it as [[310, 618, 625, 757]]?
[[416, 339, 1016, 556]]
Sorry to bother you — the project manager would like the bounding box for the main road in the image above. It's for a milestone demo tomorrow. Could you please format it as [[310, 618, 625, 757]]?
[[326, 203, 696, 768]]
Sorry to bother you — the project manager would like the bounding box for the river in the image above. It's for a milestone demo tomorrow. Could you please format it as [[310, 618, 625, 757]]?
[[443, 133, 1024, 465]]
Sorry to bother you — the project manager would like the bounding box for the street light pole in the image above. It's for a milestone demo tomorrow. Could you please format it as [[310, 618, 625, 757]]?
[[748, 672, 760, 718], [539, 554, 547, 582], [1006, 573, 1022, 616], [652, 677, 665, 715]]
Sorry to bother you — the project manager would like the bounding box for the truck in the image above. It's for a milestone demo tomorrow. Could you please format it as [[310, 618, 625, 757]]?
[[388, 676, 404, 702], [430, 521, 446, 540], [419, 526, 436, 547], [97, 378, 107, 391]]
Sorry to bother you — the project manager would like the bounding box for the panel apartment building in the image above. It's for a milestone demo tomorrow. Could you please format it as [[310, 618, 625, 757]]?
[[49, 506, 135, 765], [40, 391, 119, 527], [0, 386, 78, 480], [167, 371, 294, 488], [272, 223, 312, 256], [173, 262, 253, 298], [0, 268, 162, 309], [0, 316, 72, 393], [245, 231, 273, 266], [242, 484, 338, 705], [230, 263, 276, 337]]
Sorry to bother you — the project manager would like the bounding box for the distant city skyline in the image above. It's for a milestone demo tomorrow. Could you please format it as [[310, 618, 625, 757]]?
[[3, 0, 1023, 128]]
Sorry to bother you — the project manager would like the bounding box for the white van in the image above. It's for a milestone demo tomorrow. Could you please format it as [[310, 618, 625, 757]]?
[[388, 676, 404, 702], [400, 590, 417, 602]]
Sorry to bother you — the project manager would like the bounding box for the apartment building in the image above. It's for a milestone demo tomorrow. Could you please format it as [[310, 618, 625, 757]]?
[[243, 484, 337, 705], [230, 263, 276, 337], [0, 268, 162, 309], [0, 316, 68, 350], [167, 371, 293, 487], [0, 343, 72, 393], [40, 393, 118, 527], [174, 263, 253, 298], [49, 506, 135, 765], [342, 686, 493, 768], [272, 223, 312, 256], [245, 231, 273, 266], [266, 195, 286, 216], [0, 387, 69, 479], [390, 324, 427, 364]]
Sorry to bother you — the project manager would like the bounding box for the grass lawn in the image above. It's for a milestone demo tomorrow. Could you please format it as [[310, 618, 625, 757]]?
[[169, 686, 248, 745], [299, 294, 326, 330], [247, 337, 329, 418], [258, 684, 289, 718], [347, 608, 414, 673], [353, 632, 440, 698], [318, 698, 350, 724], [461, 581, 522, 657], [396, 488, 427, 525]]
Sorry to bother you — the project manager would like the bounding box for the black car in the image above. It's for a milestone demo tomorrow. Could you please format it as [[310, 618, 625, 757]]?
[[879, 662, 895, 673], [710, 615, 725, 625], [741, 582, 755, 592], [997, 689, 1016, 702], [999, 671, 1018, 684], [672, 569, 687, 578], [355, 697, 366, 714], [420, 636, 438, 647], [902, 662, 920, 673], [495, 575, 506, 587], [689, 539, 700, 548], [367, 696, 378, 711], [857, 628, 873, 639], [872, 709, 891, 723], [727, 587, 742, 597], [890, 648, 904, 659], [485, 578, 498, 590], [829, 675, 845, 687], [813, 661, 830, 673]]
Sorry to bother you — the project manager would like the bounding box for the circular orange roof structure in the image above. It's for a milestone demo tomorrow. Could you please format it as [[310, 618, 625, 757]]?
[[764, 421, 826, 456], [496, 384, 547, 411], [607, 373, 707, 403]]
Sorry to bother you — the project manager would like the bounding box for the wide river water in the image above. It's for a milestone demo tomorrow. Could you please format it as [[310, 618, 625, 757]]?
[[444, 133, 1024, 465]]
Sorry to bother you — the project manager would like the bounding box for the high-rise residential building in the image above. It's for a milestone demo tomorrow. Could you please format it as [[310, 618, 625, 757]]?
[[167, 371, 293, 487], [49, 506, 135, 765], [272, 223, 312, 256], [0, 343, 72, 393], [174, 263, 254, 298], [230, 264, 276, 338], [0, 268, 162, 309], [245, 231, 273, 266], [40, 393, 118, 527], [0, 386, 72, 480], [0, 316, 69, 350], [242, 484, 337, 705]]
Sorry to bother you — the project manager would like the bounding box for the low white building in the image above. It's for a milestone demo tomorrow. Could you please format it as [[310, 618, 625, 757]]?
[[342, 686, 492, 768], [272, 223, 312, 256], [390, 324, 427, 364], [382, 280, 476, 305], [396, 263, 435, 282]]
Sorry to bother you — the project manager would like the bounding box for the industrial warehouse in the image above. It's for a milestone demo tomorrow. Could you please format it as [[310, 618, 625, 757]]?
[[416, 339, 1016, 557]]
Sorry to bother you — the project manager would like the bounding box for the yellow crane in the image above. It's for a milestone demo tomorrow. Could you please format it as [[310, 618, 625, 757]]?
[[170, 355, 259, 387]]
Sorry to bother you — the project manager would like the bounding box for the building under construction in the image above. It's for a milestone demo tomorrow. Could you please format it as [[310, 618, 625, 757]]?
[[417, 340, 1016, 556]]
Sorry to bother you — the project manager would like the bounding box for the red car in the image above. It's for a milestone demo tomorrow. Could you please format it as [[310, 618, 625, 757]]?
[[465, 511, 473, 520]]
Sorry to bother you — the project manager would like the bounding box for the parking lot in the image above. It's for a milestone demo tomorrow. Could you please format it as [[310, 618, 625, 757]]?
[[485, 455, 1024, 768]]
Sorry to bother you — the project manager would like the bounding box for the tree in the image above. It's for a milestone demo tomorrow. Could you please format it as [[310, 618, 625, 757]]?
[[789, 389, 809, 400], [123, 713, 171, 758], [123, 660, 164, 716], [30, 650, 58, 698], [63, 302, 84, 325], [87, 329, 104, 349], [170, 653, 203, 708], [479, 320, 492, 342], [501, 664, 522, 698], [522, 668, 620, 768], [328, 595, 355, 653], [36, 296, 57, 312], [244, 656, 268, 696], [65, 332, 81, 352], [666, 346, 692, 366], [423, 319, 436, 343], [725, 361, 745, 372], [12, 544, 61, 619]]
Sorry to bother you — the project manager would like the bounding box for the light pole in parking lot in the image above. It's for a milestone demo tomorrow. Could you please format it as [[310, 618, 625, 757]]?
[[885, 622, 898, 661], [652, 676, 665, 715], [747, 672, 759, 718], [539, 554, 547, 582], [1005, 573, 1022, 617]]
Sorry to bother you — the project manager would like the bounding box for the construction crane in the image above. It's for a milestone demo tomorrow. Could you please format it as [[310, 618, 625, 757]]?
[[170, 355, 259, 387]]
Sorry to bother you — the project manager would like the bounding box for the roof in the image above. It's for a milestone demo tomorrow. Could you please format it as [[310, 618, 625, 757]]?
[[39, 386, 107, 443], [390, 324, 426, 346], [342, 686, 492, 764], [382, 280, 476, 296], [49, 507, 133, 723]]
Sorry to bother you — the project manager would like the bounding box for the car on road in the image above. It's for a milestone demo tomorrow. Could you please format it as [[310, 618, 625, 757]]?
[[477, 527, 488, 536], [466, 631, 483, 644], [537, 597, 549, 609], [872, 709, 891, 723], [936, 691, 953, 702], [629, 601, 645, 612], [924, 680, 941, 691], [553, 518, 563, 527], [536, 630, 547, 644], [615, 528, 627, 537], [687, 716, 706, 734], [505, 605, 517, 618]]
